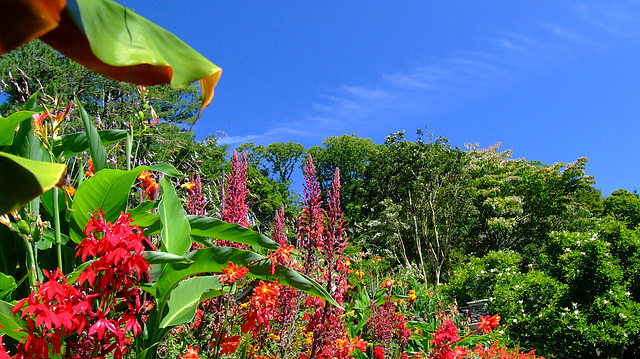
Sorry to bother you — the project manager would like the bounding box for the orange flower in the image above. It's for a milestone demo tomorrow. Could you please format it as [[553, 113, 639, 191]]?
[[478, 314, 501, 334], [219, 334, 241, 355], [335, 335, 367, 356], [181, 182, 196, 192], [138, 171, 158, 200], [32, 112, 52, 139], [407, 289, 417, 303], [138, 171, 152, 182], [66, 186, 76, 196], [85, 157, 94, 178], [179, 345, 201, 359], [382, 276, 395, 289], [218, 261, 249, 284], [253, 281, 279, 305]]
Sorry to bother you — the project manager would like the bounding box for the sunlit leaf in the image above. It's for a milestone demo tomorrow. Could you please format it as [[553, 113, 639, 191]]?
[[159, 176, 191, 256], [149, 246, 341, 309], [52, 129, 129, 158], [39, 0, 222, 112], [0, 0, 66, 54], [76, 98, 107, 172], [0, 112, 36, 146], [159, 276, 225, 328], [0, 152, 66, 215], [188, 215, 279, 251], [0, 299, 26, 341], [70, 166, 147, 243]]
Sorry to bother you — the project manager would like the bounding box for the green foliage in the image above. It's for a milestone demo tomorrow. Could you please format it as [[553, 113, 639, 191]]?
[[603, 189, 640, 228], [448, 223, 640, 358], [364, 129, 473, 284], [307, 134, 380, 231]]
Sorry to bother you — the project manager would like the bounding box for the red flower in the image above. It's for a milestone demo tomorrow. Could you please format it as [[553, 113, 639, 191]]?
[[478, 314, 501, 334], [335, 335, 367, 356], [219, 334, 241, 355], [218, 261, 249, 284], [180, 345, 201, 359], [373, 346, 385, 359]]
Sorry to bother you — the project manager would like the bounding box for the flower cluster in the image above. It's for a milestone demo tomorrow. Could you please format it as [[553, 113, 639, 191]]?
[[11, 211, 150, 359], [472, 341, 544, 359], [138, 171, 158, 200], [222, 151, 249, 229], [367, 297, 411, 357]]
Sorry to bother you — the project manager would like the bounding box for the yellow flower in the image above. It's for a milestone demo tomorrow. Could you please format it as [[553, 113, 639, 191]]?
[[304, 332, 314, 345], [268, 333, 280, 341], [382, 276, 395, 289], [181, 182, 196, 191], [408, 289, 417, 303]]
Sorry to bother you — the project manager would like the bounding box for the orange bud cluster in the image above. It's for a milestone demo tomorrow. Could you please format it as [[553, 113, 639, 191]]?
[[138, 171, 158, 200]]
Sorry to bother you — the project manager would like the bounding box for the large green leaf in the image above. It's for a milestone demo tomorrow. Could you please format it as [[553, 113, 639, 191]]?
[[0, 225, 18, 277], [148, 246, 340, 308], [0, 272, 16, 301], [0, 299, 26, 341], [159, 276, 224, 328], [76, 99, 107, 172], [38, 0, 221, 113], [158, 177, 191, 256], [52, 129, 129, 158], [0, 152, 66, 215], [128, 201, 162, 235], [144, 251, 191, 266], [149, 163, 182, 178], [70, 166, 148, 243], [0, 111, 36, 146], [187, 216, 279, 251], [70, 165, 179, 243]]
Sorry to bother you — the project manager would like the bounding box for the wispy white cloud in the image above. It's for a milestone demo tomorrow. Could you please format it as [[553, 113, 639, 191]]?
[[217, 128, 313, 146], [299, 1, 640, 135], [572, 2, 640, 37], [543, 23, 593, 45]]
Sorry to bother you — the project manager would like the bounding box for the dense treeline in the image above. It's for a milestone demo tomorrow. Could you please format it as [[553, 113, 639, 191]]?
[[3, 42, 640, 358]]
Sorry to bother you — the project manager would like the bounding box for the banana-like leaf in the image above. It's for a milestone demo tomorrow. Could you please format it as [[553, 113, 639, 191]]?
[[188, 215, 280, 251], [158, 276, 225, 328], [0, 299, 26, 341], [0, 111, 36, 146], [144, 251, 192, 265], [0, 273, 16, 301], [149, 163, 182, 178], [158, 176, 191, 256], [2, 0, 222, 114], [147, 246, 341, 309], [52, 129, 129, 158], [70, 166, 146, 243], [0, 0, 65, 53], [0, 152, 66, 215], [76, 98, 106, 173], [70, 165, 178, 243]]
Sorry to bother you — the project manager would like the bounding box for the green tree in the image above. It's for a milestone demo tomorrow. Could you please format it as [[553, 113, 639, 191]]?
[[365, 130, 473, 284], [603, 189, 640, 228], [465, 143, 598, 258], [307, 134, 380, 232]]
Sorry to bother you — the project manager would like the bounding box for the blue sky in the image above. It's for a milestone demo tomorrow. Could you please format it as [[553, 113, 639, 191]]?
[[119, 1, 640, 196]]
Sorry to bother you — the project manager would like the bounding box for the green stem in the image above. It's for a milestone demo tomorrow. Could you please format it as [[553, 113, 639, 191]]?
[[132, 128, 145, 169], [22, 234, 37, 289], [126, 124, 134, 171], [52, 187, 63, 270]]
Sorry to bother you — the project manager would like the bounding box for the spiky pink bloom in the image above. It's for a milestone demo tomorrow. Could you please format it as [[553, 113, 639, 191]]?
[[222, 151, 249, 228]]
